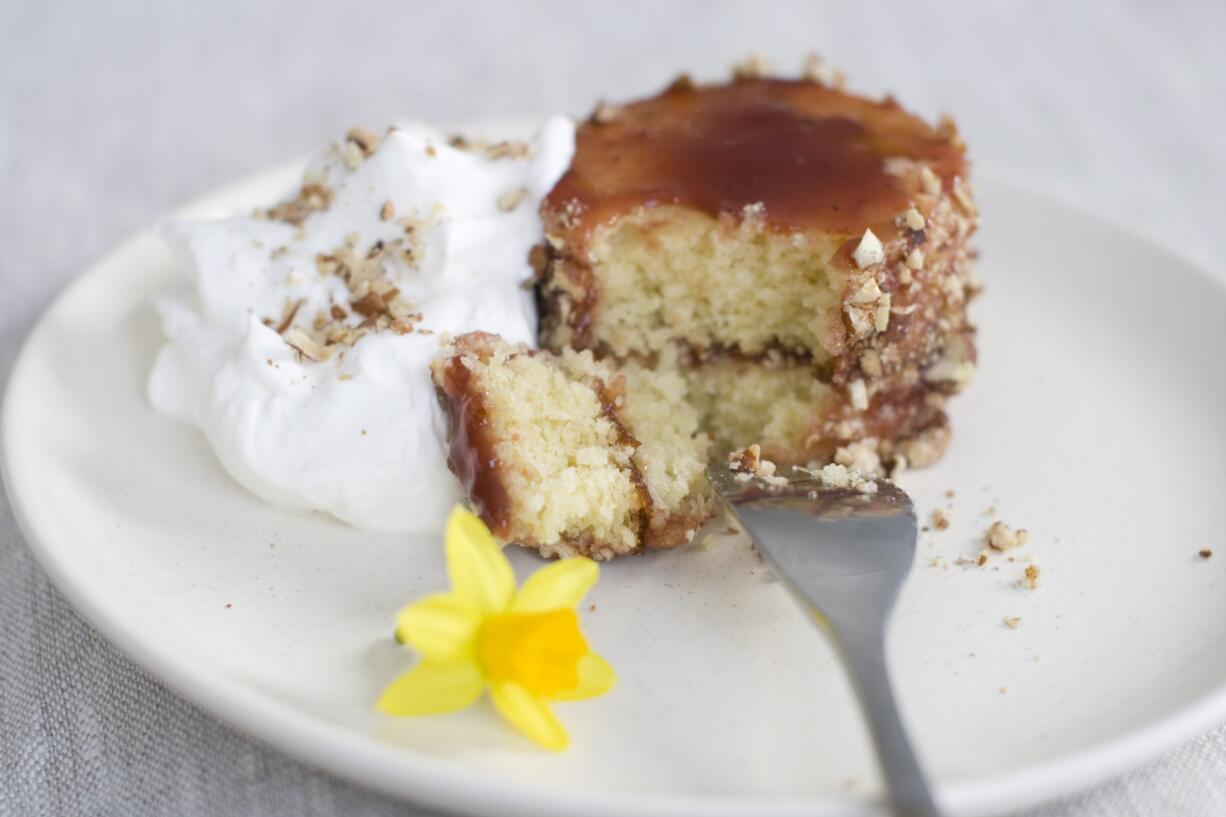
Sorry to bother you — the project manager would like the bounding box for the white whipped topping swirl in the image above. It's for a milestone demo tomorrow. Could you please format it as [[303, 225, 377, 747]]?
[[149, 117, 574, 532]]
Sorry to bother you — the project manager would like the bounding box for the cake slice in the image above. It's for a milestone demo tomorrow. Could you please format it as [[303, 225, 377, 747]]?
[[430, 332, 714, 560], [537, 70, 979, 469]]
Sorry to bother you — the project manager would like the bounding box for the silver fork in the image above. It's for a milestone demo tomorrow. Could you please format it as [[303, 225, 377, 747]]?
[[707, 465, 941, 817]]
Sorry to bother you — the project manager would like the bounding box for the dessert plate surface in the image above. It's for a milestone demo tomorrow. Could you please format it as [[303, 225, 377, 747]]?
[[5, 118, 1226, 817]]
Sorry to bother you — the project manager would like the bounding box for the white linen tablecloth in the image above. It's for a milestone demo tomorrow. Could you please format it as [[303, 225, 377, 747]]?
[[3, 1, 1224, 814]]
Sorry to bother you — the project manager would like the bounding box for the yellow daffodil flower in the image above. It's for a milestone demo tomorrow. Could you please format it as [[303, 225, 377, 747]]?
[[377, 506, 616, 750]]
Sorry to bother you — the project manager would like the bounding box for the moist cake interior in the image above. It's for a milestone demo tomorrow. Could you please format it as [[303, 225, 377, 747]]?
[[431, 333, 713, 560]]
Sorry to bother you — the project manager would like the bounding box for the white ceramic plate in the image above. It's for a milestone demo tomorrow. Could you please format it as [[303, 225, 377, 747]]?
[[4, 118, 1226, 817]]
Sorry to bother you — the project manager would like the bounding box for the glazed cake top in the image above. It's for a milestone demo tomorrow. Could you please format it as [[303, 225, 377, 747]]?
[[544, 77, 966, 243]]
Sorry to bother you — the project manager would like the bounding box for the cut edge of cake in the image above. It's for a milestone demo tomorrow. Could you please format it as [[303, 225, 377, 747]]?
[[430, 332, 715, 560]]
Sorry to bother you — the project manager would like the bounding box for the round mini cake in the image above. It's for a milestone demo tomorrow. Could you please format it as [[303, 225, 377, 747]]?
[[538, 70, 979, 470]]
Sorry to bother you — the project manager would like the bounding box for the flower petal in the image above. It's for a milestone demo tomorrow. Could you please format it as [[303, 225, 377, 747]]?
[[376, 658, 484, 716], [446, 507, 515, 613], [511, 558, 598, 614], [550, 652, 617, 701], [490, 680, 569, 751], [395, 593, 480, 660]]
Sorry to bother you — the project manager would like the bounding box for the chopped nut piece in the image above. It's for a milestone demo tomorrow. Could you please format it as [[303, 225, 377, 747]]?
[[340, 140, 364, 170], [931, 508, 950, 530], [952, 179, 978, 216], [1199, 548, 1213, 559], [860, 349, 883, 378], [380, 200, 395, 221], [728, 443, 763, 475], [852, 229, 884, 269], [1022, 564, 1040, 589], [936, 114, 965, 150], [283, 328, 328, 362], [1003, 616, 1022, 629], [874, 294, 892, 333], [848, 378, 869, 411], [272, 299, 303, 334], [346, 126, 382, 157], [262, 183, 333, 226], [987, 521, 1026, 551], [906, 248, 925, 270], [898, 265, 914, 285], [731, 53, 771, 80], [903, 208, 926, 230], [484, 140, 532, 160], [849, 277, 883, 304], [497, 187, 528, 212], [800, 53, 847, 88], [976, 549, 990, 566], [919, 165, 942, 196], [591, 101, 623, 124]]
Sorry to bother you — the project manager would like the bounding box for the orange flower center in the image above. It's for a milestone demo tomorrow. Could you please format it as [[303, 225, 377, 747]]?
[[476, 609, 587, 695]]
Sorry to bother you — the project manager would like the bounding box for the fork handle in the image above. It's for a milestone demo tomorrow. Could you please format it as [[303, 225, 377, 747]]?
[[837, 628, 942, 817]]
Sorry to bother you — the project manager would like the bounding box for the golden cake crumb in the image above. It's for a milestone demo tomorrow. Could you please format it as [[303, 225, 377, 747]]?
[[1022, 564, 1041, 589]]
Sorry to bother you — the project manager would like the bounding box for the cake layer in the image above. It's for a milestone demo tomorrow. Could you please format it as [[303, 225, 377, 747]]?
[[635, 344, 958, 470], [431, 332, 714, 560]]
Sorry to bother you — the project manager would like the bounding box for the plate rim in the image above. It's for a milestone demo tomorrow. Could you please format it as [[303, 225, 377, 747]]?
[[4, 153, 1226, 817]]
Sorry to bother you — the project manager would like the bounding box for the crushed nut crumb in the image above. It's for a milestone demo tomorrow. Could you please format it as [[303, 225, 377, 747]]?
[[731, 53, 771, 80], [1003, 616, 1022, 629], [848, 378, 869, 411], [496, 187, 528, 212], [860, 349, 883, 378], [852, 229, 884, 269], [800, 53, 847, 88], [591, 101, 623, 124], [919, 165, 942, 196], [987, 521, 1028, 551], [931, 508, 950, 530], [1022, 564, 1041, 589]]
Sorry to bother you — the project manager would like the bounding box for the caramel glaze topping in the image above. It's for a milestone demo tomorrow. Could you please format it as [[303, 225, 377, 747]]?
[[545, 77, 966, 247], [437, 355, 513, 538]]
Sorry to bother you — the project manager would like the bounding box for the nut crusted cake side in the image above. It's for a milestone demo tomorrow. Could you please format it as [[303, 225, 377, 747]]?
[[536, 72, 979, 470], [430, 332, 714, 560]]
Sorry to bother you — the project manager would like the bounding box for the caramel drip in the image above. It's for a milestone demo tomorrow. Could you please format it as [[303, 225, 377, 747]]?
[[437, 357, 513, 538], [546, 78, 965, 242]]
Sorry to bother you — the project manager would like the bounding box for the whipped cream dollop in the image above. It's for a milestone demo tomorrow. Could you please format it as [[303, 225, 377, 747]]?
[[149, 118, 575, 532]]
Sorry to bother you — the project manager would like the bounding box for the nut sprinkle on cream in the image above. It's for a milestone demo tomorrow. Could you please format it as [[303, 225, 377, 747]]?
[[149, 117, 575, 532]]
